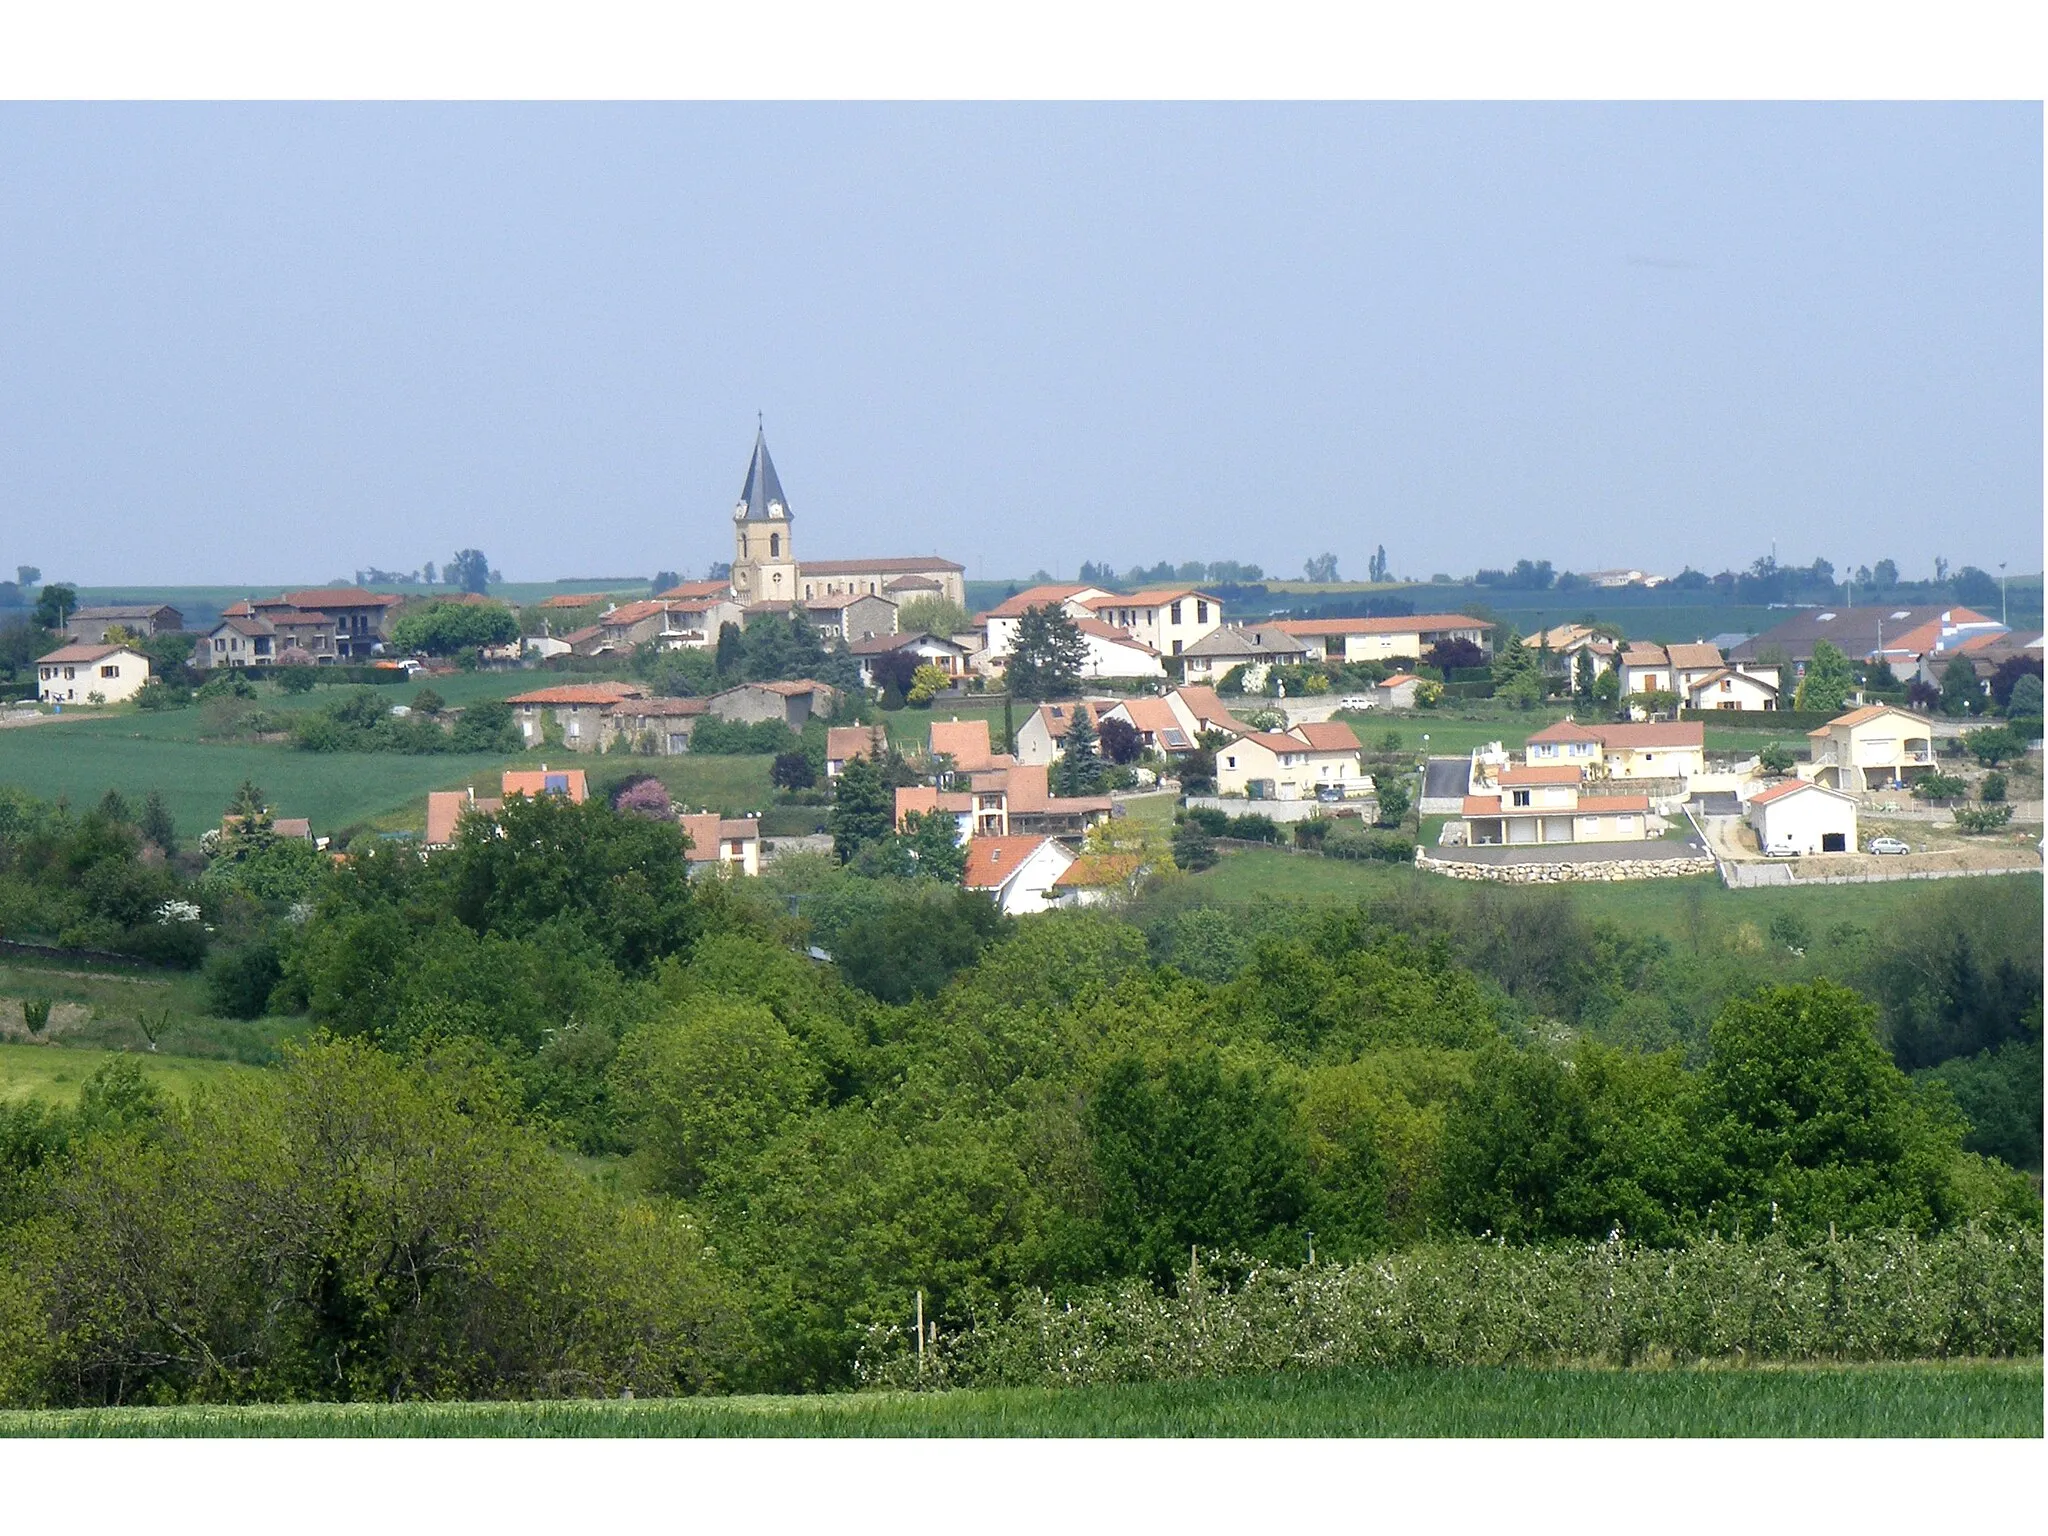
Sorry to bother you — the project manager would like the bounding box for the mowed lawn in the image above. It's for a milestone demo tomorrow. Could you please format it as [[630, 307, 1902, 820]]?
[[0, 1042, 261, 1105], [1184, 848, 2041, 947], [3, 1361, 2035, 1437]]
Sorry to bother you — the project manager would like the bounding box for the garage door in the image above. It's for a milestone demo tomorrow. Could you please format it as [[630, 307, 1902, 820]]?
[[1821, 832, 1846, 853]]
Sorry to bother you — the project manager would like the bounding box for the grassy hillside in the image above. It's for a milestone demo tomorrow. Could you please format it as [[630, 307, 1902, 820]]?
[[2, 1361, 2035, 1437], [0, 1043, 262, 1105]]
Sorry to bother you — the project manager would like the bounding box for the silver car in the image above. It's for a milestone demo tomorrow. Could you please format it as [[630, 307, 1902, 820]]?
[[1866, 835, 1910, 856]]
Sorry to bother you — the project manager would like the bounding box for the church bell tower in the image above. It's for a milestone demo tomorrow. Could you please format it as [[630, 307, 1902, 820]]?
[[729, 423, 797, 603]]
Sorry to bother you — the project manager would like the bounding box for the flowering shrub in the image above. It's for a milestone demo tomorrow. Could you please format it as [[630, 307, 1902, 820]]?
[[858, 1227, 2043, 1389]]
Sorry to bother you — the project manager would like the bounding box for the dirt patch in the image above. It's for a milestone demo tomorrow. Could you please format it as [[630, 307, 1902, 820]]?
[[0, 999, 94, 1043]]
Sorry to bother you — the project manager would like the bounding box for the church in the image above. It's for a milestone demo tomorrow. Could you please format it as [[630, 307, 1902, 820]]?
[[721, 426, 966, 610]]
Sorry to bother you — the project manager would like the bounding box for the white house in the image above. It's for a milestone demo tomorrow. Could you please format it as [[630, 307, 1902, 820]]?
[[962, 834, 1077, 916], [1074, 619, 1168, 679], [1014, 700, 1116, 766], [1799, 705, 1936, 792], [36, 643, 151, 704], [1273, 613, 1490, 664], [1073, 588, 1225, 659], [679, 812, 763, 876], [1745, 779, 1856, 857], [1460, 769, 1654, 846], [1523, 719, 1705, 782], [1683, 667, 1782, 712]]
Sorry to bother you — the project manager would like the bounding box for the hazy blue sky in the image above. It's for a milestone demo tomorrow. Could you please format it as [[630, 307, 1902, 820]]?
[[2, 103, 2039, 587]]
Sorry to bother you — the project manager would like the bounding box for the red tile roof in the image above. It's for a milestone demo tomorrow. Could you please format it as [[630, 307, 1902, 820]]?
[[1748, 778, 1833, 806], [828, 724, 887, 762], [36, 642, 139, 664], [656, 580, 736, 601], [538, 592, 621, 609], [274, 587, 405, 610], [610, 696, 708, 717], [1053, 853, 1146, 888], [962, 835, 1062, 889], [1074, 617, 1159, 652], [508, 681, 647, 706], [929, 718, 996, 768], [1291, 721, 1361, 752], [981, 584, 1098, 619], [799, 556, 964, 576], [1573, 794, 1650, 814], [1809, 703, 1930, 736], [1462, 795, 1504, 816], [1499, 764, 1583, 787], [500, 768, 588, 802]]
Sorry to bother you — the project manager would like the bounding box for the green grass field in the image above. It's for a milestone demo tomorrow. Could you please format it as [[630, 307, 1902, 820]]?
[[1184, 848, 2040, 945], [0, 1042, 262, 1104], [2, 1361, 2034, 1437]]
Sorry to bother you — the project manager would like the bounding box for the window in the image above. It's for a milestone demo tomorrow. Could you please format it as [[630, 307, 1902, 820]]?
[[100, 664, 118, 678], [1173, 639, 1183, 655], [1196, 600, 1208, 623], [1511, 789, 1532, 807], [1170, 601, 1182, 624], [1225, 755, 1237, 769], [543, 773, 570, 795]]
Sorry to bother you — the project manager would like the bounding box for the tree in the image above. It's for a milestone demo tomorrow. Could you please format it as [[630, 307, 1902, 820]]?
[[1171, 818, 1218, 872], [1963, 725, 2021, 767], [1373, 776, 1411, 828], [1987, 656, 2041, 713], [1006, 604, 1087, 700], [1368, 545, 1389, 583], [1054, 705, 1105, 795], [390, 600, 518, 656], [1303, 552, 1340, 583], [1096, 716, 1142, 765], [32, 582, 77, 631], [450, 699, 520, 752], [897, 596, 970, 638], [901, 807, 968, 884], [1702, 980, 1965, 1235], [714, 621, 745, 680], [1572, 650, 1596, 705], [2008, 673, 2043, 719], [1757, 741, 1797, 775], [832, 886, 1005, 1003], [15, 565, 39, 588], [1424, 637, 1486, 673], [1087, 1050, 1313, 1281], [828, 755, 893, 864], [1490, 631, 1542, 708], [906, 663, 952, 706], [1939, 655, 1984, 717], [137, 790, 177, 854], [1873, 558, 1898, 589], [446, 550, 492, 594], [1794, 640, 1856, 715], [1951, 566, 2000, 609]]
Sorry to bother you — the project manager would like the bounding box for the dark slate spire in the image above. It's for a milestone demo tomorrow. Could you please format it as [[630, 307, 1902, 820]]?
[[736, 424, 791, 523]]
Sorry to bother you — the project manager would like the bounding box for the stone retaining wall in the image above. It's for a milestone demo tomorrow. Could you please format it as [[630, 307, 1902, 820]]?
[[1415, 849, 1717, 884]]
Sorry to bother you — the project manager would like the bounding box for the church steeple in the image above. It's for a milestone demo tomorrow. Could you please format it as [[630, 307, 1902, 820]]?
[[734, 423, 792, 525], [729, 421, 797, 602]]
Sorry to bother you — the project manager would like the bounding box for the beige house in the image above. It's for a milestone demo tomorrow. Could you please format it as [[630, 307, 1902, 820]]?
[[1461, 766, 1652, 846], [65, 604, 182, 643], [1799, 705, 1936, 792], [1178, 625, 1310, 690], [706, 679, 837, 729], [1215, 722, 1369, 801], [1014, 700, 1117, 766], [679, 812, 762, 876], [608, 696, 709, 755], [826, 723, 889, 778], [1274, 613, 1490, 664], [36, 643, 151, 704], [1523, 719, 1705, 782]]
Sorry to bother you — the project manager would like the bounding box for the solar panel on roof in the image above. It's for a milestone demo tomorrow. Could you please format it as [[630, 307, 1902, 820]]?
[[1162, 729, 1188, 748]]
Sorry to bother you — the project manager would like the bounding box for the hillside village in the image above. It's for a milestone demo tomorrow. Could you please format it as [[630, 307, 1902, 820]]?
[[6, 426, 2043, 904]]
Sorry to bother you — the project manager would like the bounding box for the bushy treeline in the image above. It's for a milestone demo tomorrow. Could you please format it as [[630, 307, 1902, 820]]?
[[0, 788, 206, 966], [0, 787, 2040, 1404], [862, 1226, 2045, 1389], [290, 688, 521, 753]]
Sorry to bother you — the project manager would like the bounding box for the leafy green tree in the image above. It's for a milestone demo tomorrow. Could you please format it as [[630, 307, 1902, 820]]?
[[1979, 771, 2007, 804], [714, 621, 745, 681], [1757, 741, 1797, 775], [832, 885, 1005, 1003], [1701, 980, 1966, 1235], [449, 698, 521, 752], [2006, 672, 2043, 718], [897, 595, 970, 637], [32, 582, 77, 631], [900, 808, 967, 883], [828, 754, 893, 864], [1572, 650, 1596, 704], [1087, 1050, 1313, 1281], [446, 548, 491, 594], [1962, 725, 2020, 766], [1302, 552, 1340, 582], [1006, 604, 1086, 700], [138, 790, 176, 854], [1939, 655, 1984, 717], [771, 749, 816, 790], [612, 997, 826, 1197], [1592, 668, 1621, 704], [1795, 640, 1856, 715], [1054, 705, 1105, 795], [1171, 818, 1218, 871], [1373, 776, 1411, 828], [389, 600, 518, 655]]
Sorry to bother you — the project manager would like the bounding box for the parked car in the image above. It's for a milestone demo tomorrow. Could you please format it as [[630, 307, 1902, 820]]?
[[1763, 843, 1801, 858], [1866, 835, 1911, 855]]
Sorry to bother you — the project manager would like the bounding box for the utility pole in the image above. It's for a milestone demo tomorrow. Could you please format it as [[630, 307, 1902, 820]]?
[[1999, 562, 2008, 626]]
